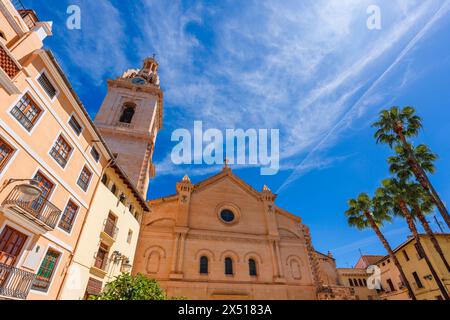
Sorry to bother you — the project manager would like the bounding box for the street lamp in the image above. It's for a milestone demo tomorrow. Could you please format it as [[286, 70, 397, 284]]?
[[1, 179, 42, 201]]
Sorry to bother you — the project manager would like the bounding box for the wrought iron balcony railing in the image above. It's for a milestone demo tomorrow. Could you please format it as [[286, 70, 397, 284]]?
[[0, 261, 36, 300], [2, 186, 62, 230], [103, 218, 118, 240], [93, 253, 109, 271], [50, 147, 68, 168], [10, 107, 34, 131]]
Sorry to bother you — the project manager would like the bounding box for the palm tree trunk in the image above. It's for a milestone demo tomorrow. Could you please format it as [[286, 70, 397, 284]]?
[[399, 202, 450, 300], [415, 209, 450, 273], [396, 130, 450, 228], [363, 211, 416, 300]]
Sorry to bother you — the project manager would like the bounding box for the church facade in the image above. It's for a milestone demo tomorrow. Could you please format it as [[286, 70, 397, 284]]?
[[132, 166, 355, 300]]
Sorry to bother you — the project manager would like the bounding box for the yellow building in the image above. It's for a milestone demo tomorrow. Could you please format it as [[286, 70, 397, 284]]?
[[375, 234, 450, 300], [58, 164, 149, 299]]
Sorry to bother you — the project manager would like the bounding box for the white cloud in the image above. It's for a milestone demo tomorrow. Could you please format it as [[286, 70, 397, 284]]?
[[60, 0, 450, 185]]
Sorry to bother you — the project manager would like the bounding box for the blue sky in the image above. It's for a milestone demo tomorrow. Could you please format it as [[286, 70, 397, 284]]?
[[24, 0, 450, 267]]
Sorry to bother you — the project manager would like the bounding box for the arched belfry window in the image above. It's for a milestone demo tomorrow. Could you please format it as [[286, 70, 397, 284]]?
[[119, 103, 136, 124], [249, 259, 257, 276], [199, 256, 208, 274], [225, 257, 233, 275]]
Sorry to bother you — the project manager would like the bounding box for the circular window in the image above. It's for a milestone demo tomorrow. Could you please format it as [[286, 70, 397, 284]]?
[[220, 209, 235, 223]]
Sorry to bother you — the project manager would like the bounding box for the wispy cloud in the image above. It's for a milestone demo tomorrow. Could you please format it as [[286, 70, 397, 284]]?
[[55, 0, 450, 185]]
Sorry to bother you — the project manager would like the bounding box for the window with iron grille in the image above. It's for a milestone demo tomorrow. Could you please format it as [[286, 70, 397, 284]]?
[[77, 166, 92, 191], [37, 72, 57, 99], [50, 135, 72, 168], [10, 93, 42, 131], [0, 137, 14, 172], [58, 200, 79, 233], [32, 249, 61, 292], [90, 146, 100, 162], [68, 115, 82, 136]]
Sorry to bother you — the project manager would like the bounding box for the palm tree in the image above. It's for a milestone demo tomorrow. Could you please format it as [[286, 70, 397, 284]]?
[[373, 106, 450, 228], [389, 147, 450, 272], [379, 178, 450, 299], [345, 193, 416, 300]]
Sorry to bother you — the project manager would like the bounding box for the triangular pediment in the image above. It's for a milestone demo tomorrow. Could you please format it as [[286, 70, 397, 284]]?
[[192, 169, 263, 201]]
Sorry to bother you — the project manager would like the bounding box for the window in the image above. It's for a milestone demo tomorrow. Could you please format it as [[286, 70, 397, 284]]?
[[58, 200, 79, 233], [77, 166, 92, 191], [220, 209, 235, 223], [358, 279, 364, 287], [0, 31, 5, 40], [119, 103, 135, 124], [387, 278, 395, 292], [0, 137, 14, 172], [101, 174, 108, 185], [10, 93, 42, 131], [94, 243, 109, 270], [90, 147, 100, 162], [0, 226, 27, 266], [127, 230, 133, 244], [129, 204, 134, 214], [32, 171, 54, 213], [50, 135, 72, 168], [412, 271, 424, 289], [415, 243, 424, 260], [104, 213, 117, 238], [111, 184, 117, 195], [353, 278, 359, 287], [403, 250, 410, 261], [249, 258, 257, 276], [225, 257, 233, 275], [37, 72, 57, 99], [363, 279, 367, 287], [68, 115, 82, 136], [349, 279, 354, 287], [32, 249, 61, 292], [200, 256, 208, 274]]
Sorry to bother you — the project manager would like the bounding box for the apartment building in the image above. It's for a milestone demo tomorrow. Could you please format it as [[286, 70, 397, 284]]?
[[0, 0, 150, 300], [375, 234, 450, 300]]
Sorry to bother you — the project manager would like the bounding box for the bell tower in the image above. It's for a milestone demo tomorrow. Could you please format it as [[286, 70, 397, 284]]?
[[94, 57, 163, 197]]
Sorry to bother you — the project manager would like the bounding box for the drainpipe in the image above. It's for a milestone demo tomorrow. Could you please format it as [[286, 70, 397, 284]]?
[[56, 157, 116, 300]]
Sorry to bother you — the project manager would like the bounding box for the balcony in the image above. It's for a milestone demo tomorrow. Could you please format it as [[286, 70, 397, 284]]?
[[10, 107, 34, 131], [90, 252, 109, 279], [50, 147, 68, 168], [2, 186, 62, 231], [100, 218, 118, 245], [0, 262, 36, 300]]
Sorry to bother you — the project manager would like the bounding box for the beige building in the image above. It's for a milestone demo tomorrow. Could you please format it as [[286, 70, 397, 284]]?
[[336, 256, 382, 301], [375, 234, 450, 300], [58, 164, 149, 300], [133, 167, 355, 300]]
